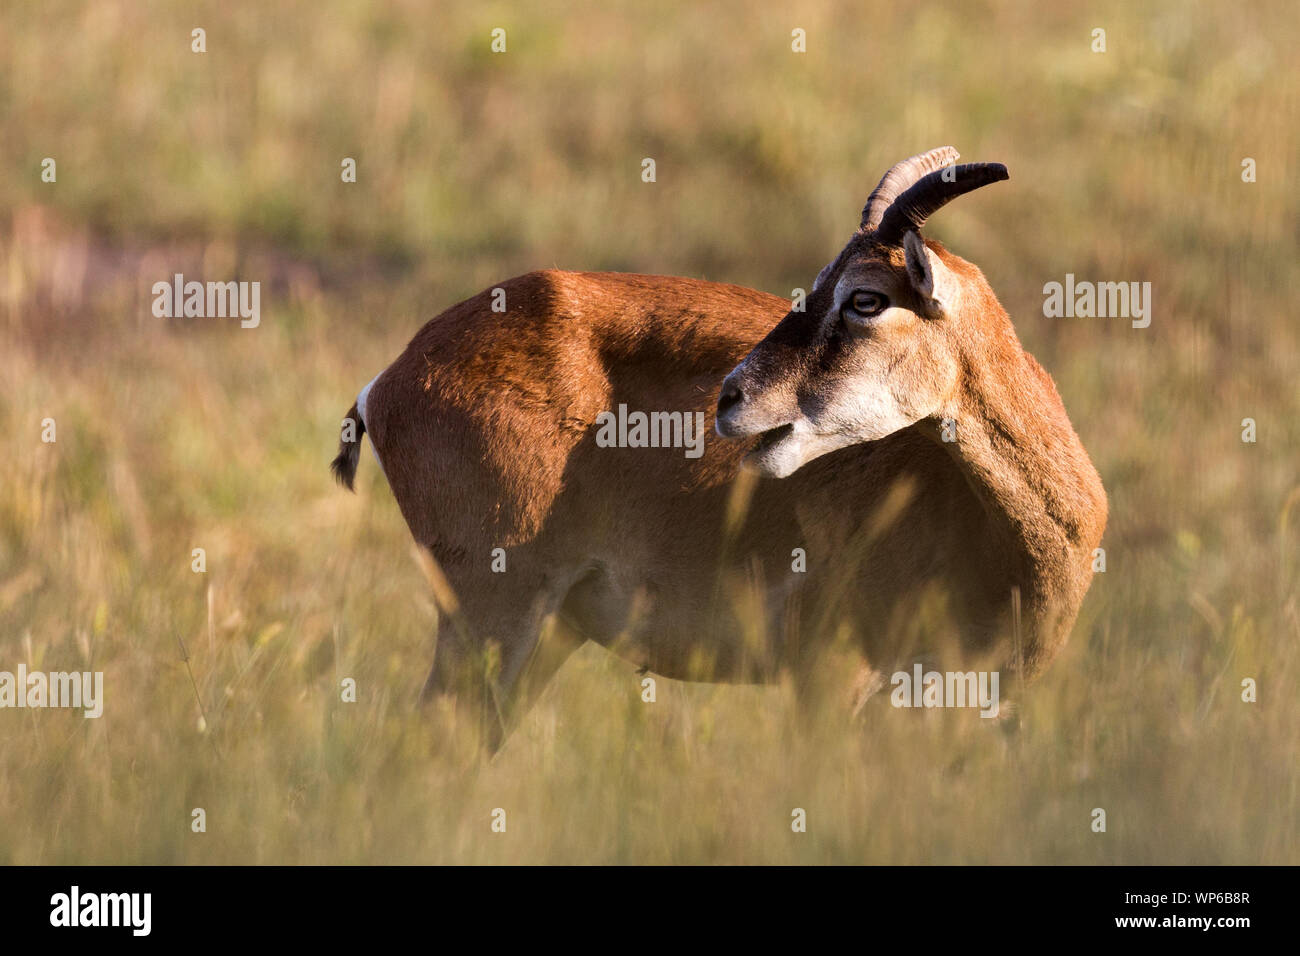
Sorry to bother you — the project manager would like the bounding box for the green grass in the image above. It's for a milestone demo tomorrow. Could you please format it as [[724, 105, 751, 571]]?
[[0, 0, 1296, 863]]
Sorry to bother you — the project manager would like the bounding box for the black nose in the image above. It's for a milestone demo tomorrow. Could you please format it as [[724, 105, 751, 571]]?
[[717, 381, 744, 415]]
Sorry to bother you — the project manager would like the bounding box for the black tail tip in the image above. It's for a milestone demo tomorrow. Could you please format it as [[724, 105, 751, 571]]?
[[331, 404, 364, 492], [331, 446, 359, 491]]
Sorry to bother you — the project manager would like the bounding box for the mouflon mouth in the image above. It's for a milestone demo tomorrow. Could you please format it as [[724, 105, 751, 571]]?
[[751, 422, 794, 453], [741, 421, 811, 478]]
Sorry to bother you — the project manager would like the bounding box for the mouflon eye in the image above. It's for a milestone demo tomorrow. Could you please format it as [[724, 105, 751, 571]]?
[[844, 290, 888, 320]]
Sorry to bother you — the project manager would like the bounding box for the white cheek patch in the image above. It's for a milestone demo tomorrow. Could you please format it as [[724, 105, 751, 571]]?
[[836, 384, 915, 442], [818, 295, 922, 441]]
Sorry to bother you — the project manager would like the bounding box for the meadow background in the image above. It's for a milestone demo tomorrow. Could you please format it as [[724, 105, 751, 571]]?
[[1, 0, 1296, 863]]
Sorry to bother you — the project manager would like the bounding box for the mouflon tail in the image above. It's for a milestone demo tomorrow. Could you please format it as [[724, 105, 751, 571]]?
[[331, 401, 365, 491]]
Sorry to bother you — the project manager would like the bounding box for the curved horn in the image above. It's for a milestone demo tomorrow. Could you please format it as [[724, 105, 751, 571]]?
[[859, 146, 961, 232], [872, 162, 1009, 245]]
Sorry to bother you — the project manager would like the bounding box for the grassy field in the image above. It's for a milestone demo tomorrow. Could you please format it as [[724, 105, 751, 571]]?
[[1, 0, 1296, 864]]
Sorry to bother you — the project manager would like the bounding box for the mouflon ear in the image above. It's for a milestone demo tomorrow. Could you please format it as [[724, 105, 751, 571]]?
[[903, 231, 958, 319]]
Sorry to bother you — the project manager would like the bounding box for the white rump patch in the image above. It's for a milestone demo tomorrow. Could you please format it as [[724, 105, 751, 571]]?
[[357, 373, 385, 473], [357, 375, 378, 428]]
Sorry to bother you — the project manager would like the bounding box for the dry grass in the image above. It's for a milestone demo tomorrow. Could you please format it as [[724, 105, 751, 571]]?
[[0, 0, 1296, 863]]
